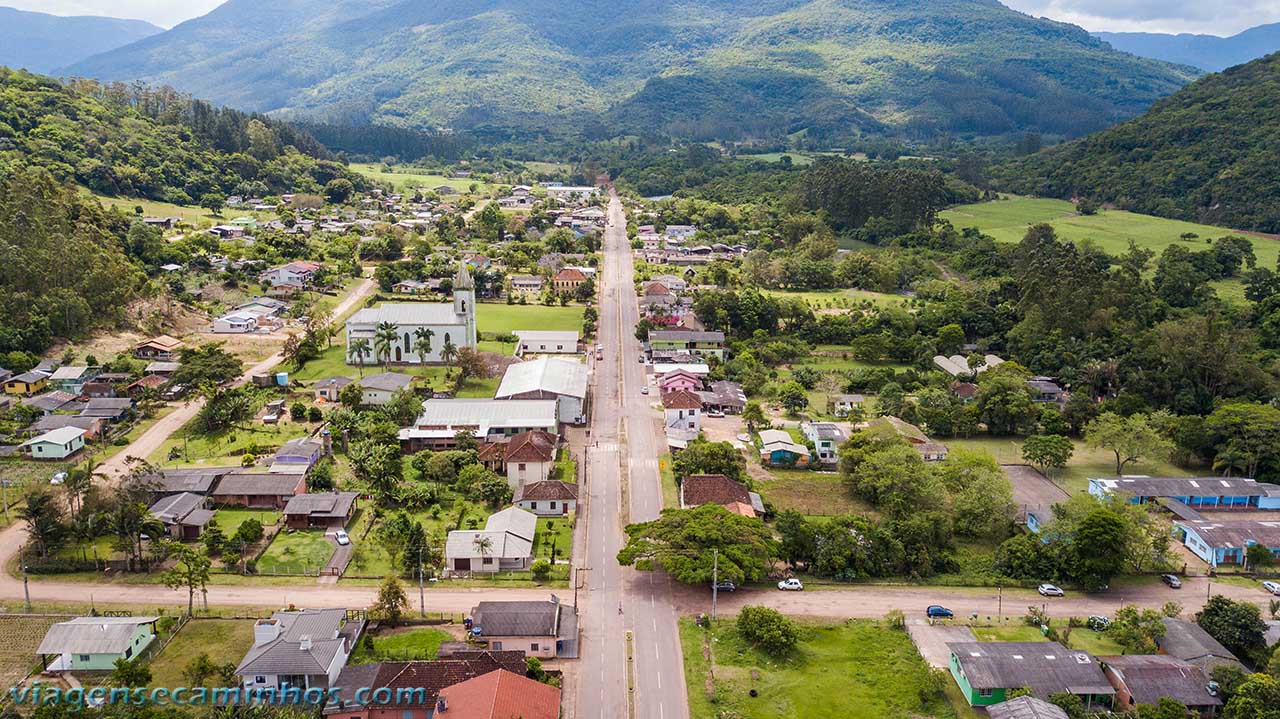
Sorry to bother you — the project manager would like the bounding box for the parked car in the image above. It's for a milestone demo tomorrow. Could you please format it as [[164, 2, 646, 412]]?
[[1037, 584, 1064, 597], [925, 605, 954, 619], [706, 409, 725, 418], [1264, 581, 1280, 596], [334, 530, 350, 546], [1161, 574, 1182, 589], [1087, 615, 1111, 631], [640, 386, 649, 395], [49, 472, 66, 485], [777, 578, 804, 591], [713, 581, 736, 593]]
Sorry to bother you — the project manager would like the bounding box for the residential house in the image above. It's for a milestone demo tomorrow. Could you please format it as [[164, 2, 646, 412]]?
[[445, 507, 537, 574], [698, 380, 746, 414], [664, 224, 698, 242], [127, 374, 167, 398], [933, 354, 1005, 378], [950, 382, 979, 402], [324, 652, 528, 719], [651, 274, 687, 292], [0, 367, 10, 385], [148, 492, 215, 540], [1175, 519, 1280, 568], [544, 185, 598, 201], [657, 369, 704, 393], [22, 391, 80, 415], [314, 376, 353, 402], [357, 372, 415, 406], [642, 281, 672, 303], [495, 357, 588, 424], [758, 429, 810, 468], [21, 427, 86, 460], [827, 394, 866, 418], [515, 481, 578, 517], [1089, 476, 1280, 510], [917, 441, 950, 462], [663, 389, 702, 441], [648, 330, 725, 359], [260, 260, 322, 289], [5, 371, 49, 395], [210, 472, 307, 509], [284, 491, 359, 529], [28, 415, 105, 441], [49, 366, 98, 395], [513, 330, 579, 355], [987, 697, 1069, 719], [345, 266, 477, 365], [947, 642, 1114, 708], [142, 467, 232, 500], [467, 597, 576, 659], [1100, 654, 1221, 716], [400, 400, 558, 452], [134, 335, 184, 360], [509, 275, 544, 298], [552, 268, 587, 293], [273, 436, 324, 474], [78, 398, 135, 423], [1157, 619, 1246, 674], [495, 430, 558, 489], [436, 669, 562, 719], [213, 312, 260, 334], [393, 279, 432, 295], [679, 474, 764, 518], [1028, 378, 1065, 403], [873, 416, 949, 462], [37, 616, 159, 672], [236, 609, 365, 690], [803, 422, 848, 466], [144, 361, 181, 378]]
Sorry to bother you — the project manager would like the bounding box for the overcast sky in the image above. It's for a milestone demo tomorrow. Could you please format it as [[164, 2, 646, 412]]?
[[6, 0, 1280, 34]]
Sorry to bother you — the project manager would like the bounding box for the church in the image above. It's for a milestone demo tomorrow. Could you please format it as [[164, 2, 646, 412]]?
[[345, 262, 478, 365]]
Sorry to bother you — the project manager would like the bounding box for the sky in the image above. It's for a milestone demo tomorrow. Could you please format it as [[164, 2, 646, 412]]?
[[5, 0, 1280, 35]]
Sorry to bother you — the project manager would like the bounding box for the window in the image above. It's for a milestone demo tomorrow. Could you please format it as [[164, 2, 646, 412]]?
[[530, 502, 538, 510], [125, 647, 133, 658], [550, 502, 557, 510], [255, 676, 267, 685], [519, 463, 527, 471], [79, 655, 90, 662], [978, 689, 993, 698], [531, 643, 539, 651], [483, 557, 493, 565]]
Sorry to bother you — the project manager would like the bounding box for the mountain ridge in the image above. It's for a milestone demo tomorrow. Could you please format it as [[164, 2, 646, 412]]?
[[0, 6, 162, 74], [64, 0, 1199, 142], [1096, 22, 1280, 72]]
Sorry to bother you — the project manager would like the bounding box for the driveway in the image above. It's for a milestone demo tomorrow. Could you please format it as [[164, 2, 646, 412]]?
[[1002, 464, 1070, 521], [906, 622, 976, 668]]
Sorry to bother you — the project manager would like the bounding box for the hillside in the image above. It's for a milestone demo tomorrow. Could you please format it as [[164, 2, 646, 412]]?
[[0, 68, 367, 205], [993, 52, 1280, 234], [63, 0, 1199, 142], [0, 6, 161, 74], [1097, 23, 1280, 72]]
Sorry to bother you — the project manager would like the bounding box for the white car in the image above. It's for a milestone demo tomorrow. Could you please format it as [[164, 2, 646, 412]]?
[[334, 530, 351, 546], [1037, 583, 1064, 597], [777, 578, 804, 591], [1264, 581, 1280, 596], [706, 409, 725, 418], [640, 386, 649, 395]]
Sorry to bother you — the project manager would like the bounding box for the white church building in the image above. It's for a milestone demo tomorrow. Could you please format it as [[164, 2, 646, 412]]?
[[345, 263, 478, 365]]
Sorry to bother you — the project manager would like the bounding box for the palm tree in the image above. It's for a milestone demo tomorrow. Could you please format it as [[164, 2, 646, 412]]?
[[374, 321, 400, 368], [472, 534, 493, 559], [441, 335, 459, 369], [413, 327, 435, 365], [349, 338, 371, 377], [1213, 443, 1250, 477]]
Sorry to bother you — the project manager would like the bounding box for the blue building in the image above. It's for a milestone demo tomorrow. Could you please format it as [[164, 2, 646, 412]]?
[[1089, 476, 1280, 510], [1175, 519, 1280, 567]]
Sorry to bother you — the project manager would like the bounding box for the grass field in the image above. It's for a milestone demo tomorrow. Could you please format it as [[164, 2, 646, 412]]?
[[683, 618, 959, 719], [970, 623, 1125, 656], [0, 615, 73, 688], [941, 197, 1280, 270], [147, 619, 256, 688], [212, 509, 281, 534], [757, 469, 874, 517], [257, 529, 333, 575], [476, 303, 585, 335], [352, 626, 454, 663], [348, 164, 496, 195], [762, 288, 909, 309], [151, 419, 311, 466], [942, 436, 1194, 495]]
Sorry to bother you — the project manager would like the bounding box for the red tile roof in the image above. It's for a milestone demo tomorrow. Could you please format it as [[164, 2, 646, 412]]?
[[504, 430, 557, 463], [554, 268, 586, 282], [642, 282, 671, 296], [517, 480, 579, 502], [681, 474, 751, 509], [436, 669, 561, 719], [662, 389, 702, 410]]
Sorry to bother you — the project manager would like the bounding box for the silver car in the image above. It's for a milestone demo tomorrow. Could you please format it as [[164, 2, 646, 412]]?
[[1037, 583, 1064, 597]]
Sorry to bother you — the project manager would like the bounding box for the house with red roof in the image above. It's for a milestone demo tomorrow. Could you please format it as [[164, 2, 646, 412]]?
[[436, 669, 561, 719]]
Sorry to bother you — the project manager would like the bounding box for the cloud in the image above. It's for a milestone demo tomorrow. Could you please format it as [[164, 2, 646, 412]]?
[[1002, 0, 1280, 35], [3, 0, 224, 28]]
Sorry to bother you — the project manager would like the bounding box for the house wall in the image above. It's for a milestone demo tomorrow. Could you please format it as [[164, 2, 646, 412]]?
[[6, 379, 47, 395], [518, 498, 575, 516], [29, 435, 84, 460], [48, 626, 155, 671], [480, 636, 556, 659], [947, 654, 1006, 706], [213, 318, 256, 333], [506, 460, 552, 490]]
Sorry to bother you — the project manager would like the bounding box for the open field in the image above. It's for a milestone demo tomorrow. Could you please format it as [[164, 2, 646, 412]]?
[[682, 618, 959, 719], [0, 615, 74, 688], [943, 436, 1195, 495], [147, 618, 256, 688], [348, 164, 496, 195], [351, 626, 455, 663], [941, 197, 1280, 270], [762, 288, 910, 309], [257, 529, 333, 575], [757, 469, 874, 518], [969, 623, 1125, 656], [476, 303, 585, 335], [150, 418, 312, 466]]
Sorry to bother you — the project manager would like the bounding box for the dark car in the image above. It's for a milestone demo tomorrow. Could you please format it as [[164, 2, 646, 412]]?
[[713, 580, 736, 592], [1161, 574, 1182, 588], [926, 605, 954, 619]]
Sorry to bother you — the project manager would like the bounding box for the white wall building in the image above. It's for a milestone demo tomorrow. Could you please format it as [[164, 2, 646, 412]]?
[[345, 264, 477, 364]]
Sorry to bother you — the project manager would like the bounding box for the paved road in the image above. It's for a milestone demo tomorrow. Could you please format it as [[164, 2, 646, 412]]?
[[94, 275, 377, 479], [574, 192, 688, 719]]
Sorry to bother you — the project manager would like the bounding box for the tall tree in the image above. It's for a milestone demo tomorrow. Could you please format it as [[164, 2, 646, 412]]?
[[616, 505, 776, 585], [1085, 412, 1173, 475], [161, 542, 212, 616]]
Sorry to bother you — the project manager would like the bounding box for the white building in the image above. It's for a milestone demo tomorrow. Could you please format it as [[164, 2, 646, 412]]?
[[495, 357, 589, 424], [445, 507, 537, 574], [357, 372, 414, 406], [213, 312, 259, 334], [514, 330, 580, 355], [400, 399, 558, 451], [345, 264, 477, 364], [235, 609, 362, 690]]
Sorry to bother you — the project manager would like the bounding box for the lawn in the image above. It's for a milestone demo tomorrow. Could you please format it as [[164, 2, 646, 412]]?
[[87, 193, 219, 227], [756, 469, 874, 517], [0, 459, 72, 527], [351, 626, 454, 663], [970, 623, 1125, 656], [552, 447, 577, 483], [289, 341, 454, 389], [659, 453, 679, 510], [348, 164, 497, 195], [146, 619, 256, 688], [455, 375, 501, 398], [256, 529, 333, 575], [151, 419, 311, 466], [476, 303, 585, 335], [212, 509, 281, 535], [941, 196, 1280, 270], [534, 517, 572, 562], [942, 436, 1194, 495], [683, 618, 958, 719], [761, 288, 909, 309]]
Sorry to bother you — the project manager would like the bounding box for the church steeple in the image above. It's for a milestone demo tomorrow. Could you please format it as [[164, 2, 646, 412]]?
[[454, 260, 475, 291], [453, 260, 477, 348]]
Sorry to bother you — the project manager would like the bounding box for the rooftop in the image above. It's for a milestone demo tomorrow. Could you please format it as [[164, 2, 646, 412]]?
[[648, 329, 725, 343], [37, 616, 160, 656], [947, 642, 1113, 699], [1177, 519, 1280, 548], [1091, 476, 1280, 498], [516, 480, 579, 502], [1100, 654, 1221, 707], [436, 669, 561, 719], [987, 697, 1069, 719], [471, 599, 566, 638], [681, 475, 751, 509], [348, 303, 464, 328], [359, 372, 415, 392], [496, 358, 588, 400]]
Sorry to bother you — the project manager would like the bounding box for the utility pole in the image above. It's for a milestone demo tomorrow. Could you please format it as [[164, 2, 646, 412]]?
[[418, 545, 426, 617], [711, 549, 719, 621], [997, 585, 1003, 625], [1, 479, 9, 524], [21, 548, 31, 613]]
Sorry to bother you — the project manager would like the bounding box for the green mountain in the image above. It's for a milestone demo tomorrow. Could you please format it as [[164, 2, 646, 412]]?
[[0, 6, 161, 74], [1096, 24, 1280, 72], [993, 52, 1280, 234], [64, 0, 1199, 142]]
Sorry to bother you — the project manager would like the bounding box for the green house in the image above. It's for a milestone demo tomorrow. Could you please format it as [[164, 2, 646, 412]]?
[[947, 641, 1114, 709], [647, 329, 726, 359], [37, 616, 160, 672]]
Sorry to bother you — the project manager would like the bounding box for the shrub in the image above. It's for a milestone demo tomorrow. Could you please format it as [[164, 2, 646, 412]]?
[[736, 605, 799, 656], [531, 560, 551, 581]]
